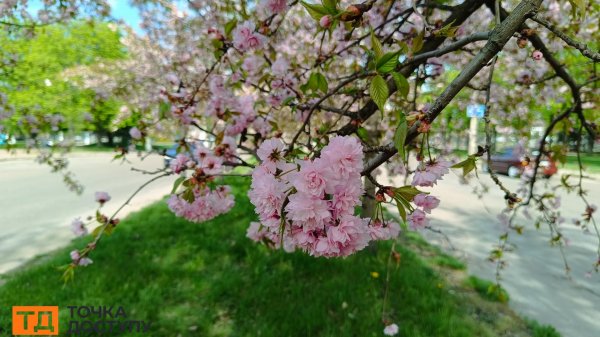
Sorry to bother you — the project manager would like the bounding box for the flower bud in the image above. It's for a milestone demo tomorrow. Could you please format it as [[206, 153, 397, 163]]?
[[532, 50, 543, 60], [319, 15, 332, 28]]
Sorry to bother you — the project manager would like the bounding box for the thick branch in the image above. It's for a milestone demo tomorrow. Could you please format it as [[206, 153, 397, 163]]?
[[362, 0, 543, 175], [338, 0, 486, 136]]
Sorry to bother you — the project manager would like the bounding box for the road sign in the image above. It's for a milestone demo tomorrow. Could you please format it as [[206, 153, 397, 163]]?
[[467, 104, 486, 118]]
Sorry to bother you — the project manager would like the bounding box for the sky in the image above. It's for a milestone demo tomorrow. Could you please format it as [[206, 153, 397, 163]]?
[[28, 0, 142, 33]]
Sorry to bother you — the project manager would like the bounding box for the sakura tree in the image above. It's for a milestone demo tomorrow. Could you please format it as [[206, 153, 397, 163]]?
[[1, 0, 599, 327]]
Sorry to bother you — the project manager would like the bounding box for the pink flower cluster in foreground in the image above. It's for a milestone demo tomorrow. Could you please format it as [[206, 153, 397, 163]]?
[[247, 136, 401, 257]]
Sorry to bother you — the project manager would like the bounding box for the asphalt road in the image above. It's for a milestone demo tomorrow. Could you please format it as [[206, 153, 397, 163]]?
[[382, 169, 600, 337], [0, 152, 176, 274]]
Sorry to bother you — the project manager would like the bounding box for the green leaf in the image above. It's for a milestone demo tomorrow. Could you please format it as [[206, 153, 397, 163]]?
[[356, 127, 369, 142], [412, 29, 425, 53], [394, 185, 423, 202], [171, 176, 186, 194], [182, 188, 195, 203], [395, 198, 407, 223], [391, 72, 409, 99], [393, 113, 407, 159], [370, 30, 384, 59], [322, 0, 338, 14], [315, 72, 328, 93], [301, 1, 328, 20], [376, 52, 398, 73], [91, 225, 103, 238], [302, 72, 328, 94], [369, 75, 388, 114], [434, 21, 459, 38], [224, 19, 238, 36], [451, 156, 478, 176]]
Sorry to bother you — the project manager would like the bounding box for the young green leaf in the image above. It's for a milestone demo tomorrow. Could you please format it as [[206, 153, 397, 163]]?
[[356, 127, 369, 142], [393, 113, 407, 159], [451, 156, 478, 176], [412, 29, 425, 53], [391, 72, 409, 99], [376, 52, 398, 73], [370, 30, 384, 59], [315, 72, 328, 93], [395, 198, 407, 223], [394, 185, 423, 202], [224, 19, 238, 36], [171, 176, 186, 194], [322, 0, 338, 14], [301, 1, 328, 20], [369, 75, 389, 113]]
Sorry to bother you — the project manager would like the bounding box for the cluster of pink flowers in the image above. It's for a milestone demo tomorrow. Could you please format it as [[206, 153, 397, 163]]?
[[205, 77, 271, 136], [70, 250, 93, 266], [407, 193, 440, 230], [411, 157, 451, 187], [232, 21, 267, 52], [267, 57, 298, 107], [166, 140, 238, 223], [257, 0, 288, 17], [168, 185, 235, 223], [247, 136, 401, 257]]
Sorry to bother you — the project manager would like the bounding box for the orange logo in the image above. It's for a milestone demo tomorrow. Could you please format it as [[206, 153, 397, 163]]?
[[12, 306, 59, 335]]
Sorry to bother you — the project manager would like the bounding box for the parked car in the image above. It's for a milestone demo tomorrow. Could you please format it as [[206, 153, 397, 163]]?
[[483, 148, 557, 178], [163, 143, 196, 168]]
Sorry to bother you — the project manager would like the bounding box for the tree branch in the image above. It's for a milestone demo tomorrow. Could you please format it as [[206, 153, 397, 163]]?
[[361, 0, 544, 175], [531, 15, 600, 62]]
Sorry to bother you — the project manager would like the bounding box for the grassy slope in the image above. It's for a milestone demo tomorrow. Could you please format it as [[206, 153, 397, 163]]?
[[0, 178, 559, 337]]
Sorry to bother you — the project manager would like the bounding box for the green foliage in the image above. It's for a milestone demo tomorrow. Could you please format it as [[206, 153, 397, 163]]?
[[369, 74, 388, 114], [393, 112, 407, 159], [0, 21, 126, 134], [452, 156, 478, 176]]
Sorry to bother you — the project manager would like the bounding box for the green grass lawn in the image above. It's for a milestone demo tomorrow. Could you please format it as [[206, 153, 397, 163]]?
[[0, 178, 559, 337], [563, 153, 600, 173]]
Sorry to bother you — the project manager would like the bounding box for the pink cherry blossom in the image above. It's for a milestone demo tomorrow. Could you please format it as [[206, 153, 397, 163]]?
[[70, 250, 93, 266], [232, 21, 267, 52], [285, 193, 331, 230], [167, 186, 234, 223], [291, 159, 328, 197], [411, 168, 438, 187], [71, 218, 87, 237], [258, 0, 288, 16], [129, 126, 142, 140], [256, 138, 286, 173], [384, 323, 399, 336], [199, 155, 223, 175], [271, 57, 289, 77], [426, 157, 451, 179], [532, 50, 543, 60], [407, 209, 429, 230], [413, 194, 440, 213], [170, 153, 194, 174], [95, 191, 111, 204]]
